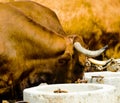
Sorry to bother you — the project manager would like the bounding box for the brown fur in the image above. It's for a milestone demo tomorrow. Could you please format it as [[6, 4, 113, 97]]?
[[0, 1, 86, 100]]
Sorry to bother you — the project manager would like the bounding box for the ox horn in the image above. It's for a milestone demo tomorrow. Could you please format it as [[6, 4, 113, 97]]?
[[88, 58, 113, 66], [74, 42, 108, 57]]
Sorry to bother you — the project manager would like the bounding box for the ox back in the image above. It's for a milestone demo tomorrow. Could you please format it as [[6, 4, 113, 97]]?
[[0, 1, 86, 100]]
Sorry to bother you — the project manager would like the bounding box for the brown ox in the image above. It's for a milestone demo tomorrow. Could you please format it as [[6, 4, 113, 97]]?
[[0, 1, 107, 100]]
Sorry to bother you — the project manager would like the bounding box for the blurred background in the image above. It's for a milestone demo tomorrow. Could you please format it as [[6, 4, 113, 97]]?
[[1, 0, 120, 60]]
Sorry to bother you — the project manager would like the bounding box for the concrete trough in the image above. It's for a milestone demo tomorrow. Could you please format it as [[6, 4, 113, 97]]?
[[85, 71, 120, 103], [23, 83, 116, 103]]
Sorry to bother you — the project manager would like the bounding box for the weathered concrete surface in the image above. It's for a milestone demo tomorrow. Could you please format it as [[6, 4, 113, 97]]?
[[85, 72, 120, 103], [23, 83, 117, 103]]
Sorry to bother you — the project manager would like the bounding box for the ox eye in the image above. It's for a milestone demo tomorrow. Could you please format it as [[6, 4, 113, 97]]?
[[58, 53, 71, 65], [58, 56, 71, 65], [58, 58, 68, 65], [72, 54, 75, 59]]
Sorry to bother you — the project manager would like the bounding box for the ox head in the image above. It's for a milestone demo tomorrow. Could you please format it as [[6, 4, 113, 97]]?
[[0, 1, 108, 100], [59, 35, 108, 82]]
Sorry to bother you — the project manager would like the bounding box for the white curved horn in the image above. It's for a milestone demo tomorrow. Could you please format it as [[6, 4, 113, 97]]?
[[113, 59, 120, 63], [88, 58, 112, 66], [74, 42, 108, 57]]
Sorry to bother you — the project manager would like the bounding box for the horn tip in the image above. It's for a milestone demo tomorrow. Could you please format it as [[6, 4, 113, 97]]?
[[103, 45, 108, 49]]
